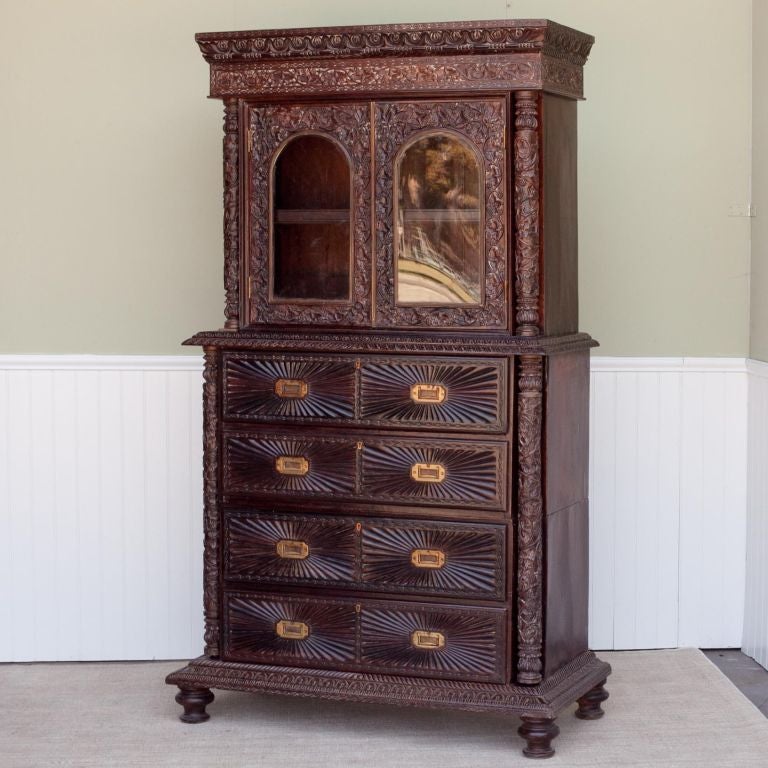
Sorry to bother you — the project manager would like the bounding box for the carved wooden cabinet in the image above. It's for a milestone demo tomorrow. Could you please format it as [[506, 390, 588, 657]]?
[[167, 18, 611, 759]]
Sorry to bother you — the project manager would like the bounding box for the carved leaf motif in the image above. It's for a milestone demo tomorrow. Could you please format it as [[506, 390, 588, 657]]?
[[516, 355, 544, 684], [202, 348, 220, 655], [211, 58, 542, 97], [374, 99, 507, 328], [197, 21, 593, 65]]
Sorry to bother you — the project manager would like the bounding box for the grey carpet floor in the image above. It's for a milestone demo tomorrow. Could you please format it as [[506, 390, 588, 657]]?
[[3, 648, 768, 767]]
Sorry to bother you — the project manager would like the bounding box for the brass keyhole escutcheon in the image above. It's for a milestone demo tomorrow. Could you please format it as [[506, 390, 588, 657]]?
[[276, 620, 309, 640], [411, 630, 445, 650], [276, 539, 310, 560], [410, 383, 447, 404], [275, 455, 309, 476]]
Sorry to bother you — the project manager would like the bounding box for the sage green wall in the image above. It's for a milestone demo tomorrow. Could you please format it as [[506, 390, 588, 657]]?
[[0, 0, 753, 356], [752, 1, 768, 363]]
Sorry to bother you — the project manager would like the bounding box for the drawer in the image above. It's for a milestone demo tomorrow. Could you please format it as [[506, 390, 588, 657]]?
[[223, 433, 357, 498], [223, 432, 506, 511], [222, 352, 507, 433], [360, 517, 505, 599], [224, 512, 357, 586], [359, 600, 506, 682], [359, 438, 506, 510], [223, 510, 506, 600], [223, 592, 357, 668], [223, 353, 356, 422], [359, 356, 507, 432], [222, 590, 507, 682]]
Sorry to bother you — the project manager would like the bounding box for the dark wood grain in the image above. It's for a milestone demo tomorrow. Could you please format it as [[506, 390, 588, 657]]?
[[541, 94, 579, 336], [172, 17, 607, 760]]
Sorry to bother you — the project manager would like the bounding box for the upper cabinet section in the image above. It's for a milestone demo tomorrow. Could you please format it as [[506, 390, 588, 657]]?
[[198, 20, 594, 336]]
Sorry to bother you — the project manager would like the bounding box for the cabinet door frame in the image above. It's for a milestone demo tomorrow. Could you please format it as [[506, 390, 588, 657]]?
[[374, 98, 508, 329], [245, 101, 372, 326]]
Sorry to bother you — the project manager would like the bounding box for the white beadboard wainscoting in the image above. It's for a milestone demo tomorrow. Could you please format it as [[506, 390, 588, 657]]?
[[743, 359, 768, 670], [0, 354, 760, 662], [589, 358, 747, 652]]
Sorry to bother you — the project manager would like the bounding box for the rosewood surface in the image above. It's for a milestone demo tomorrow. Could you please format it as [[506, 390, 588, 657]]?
[[167, 18, 609, 760]]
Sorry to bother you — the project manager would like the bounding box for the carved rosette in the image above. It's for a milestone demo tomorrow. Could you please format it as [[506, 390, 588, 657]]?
[[516, 354, 544, 684], [513, 91, 541, 337], [374, 99, 507, 328], [202, 346, 220, 656], [223, 100, 240, 330], [248, 103, 372, 325]]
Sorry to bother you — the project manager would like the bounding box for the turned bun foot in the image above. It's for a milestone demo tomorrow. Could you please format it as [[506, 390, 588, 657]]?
[[576, 679, 609, 720], [175, 686, 214, 723], [518, 716, 560, 759]]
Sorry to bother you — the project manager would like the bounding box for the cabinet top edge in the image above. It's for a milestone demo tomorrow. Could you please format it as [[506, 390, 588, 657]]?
[[183, 330, 598, 356], [195, 18, 594, 68]]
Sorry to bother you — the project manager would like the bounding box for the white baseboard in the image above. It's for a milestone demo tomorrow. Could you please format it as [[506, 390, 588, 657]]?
[[0, 354, 758, 661]]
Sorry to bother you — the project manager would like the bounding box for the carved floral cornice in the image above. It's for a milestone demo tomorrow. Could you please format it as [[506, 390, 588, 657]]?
[[196, 19, 594, 67]]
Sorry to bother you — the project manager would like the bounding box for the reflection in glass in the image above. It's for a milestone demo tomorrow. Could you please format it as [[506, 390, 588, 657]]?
[[272, 135, 351, 302], [396, 133, 482, 305]]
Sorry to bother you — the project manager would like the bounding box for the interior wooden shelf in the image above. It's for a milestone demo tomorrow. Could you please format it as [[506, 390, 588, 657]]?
[[275, 209, 351, 223], [401, 209, 481, 222]]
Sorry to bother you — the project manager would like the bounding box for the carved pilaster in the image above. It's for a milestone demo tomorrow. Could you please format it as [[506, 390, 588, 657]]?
[[223, 99, 240, 330], [513, 91, 541, 337], [202, 346, 220, 656], [516, 354, 544, 684]]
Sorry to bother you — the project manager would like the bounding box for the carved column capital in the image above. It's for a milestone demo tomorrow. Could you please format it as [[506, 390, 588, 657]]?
[[223, 98, 240, 330], [516, 353, 544, 684], [513, 90, 541, 337]]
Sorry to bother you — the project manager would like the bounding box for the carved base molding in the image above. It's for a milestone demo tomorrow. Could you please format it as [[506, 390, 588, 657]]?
[[166, 650, 610, 719]]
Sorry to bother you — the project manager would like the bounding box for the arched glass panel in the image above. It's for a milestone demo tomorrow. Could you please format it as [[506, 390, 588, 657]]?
[[395, 133, 482, 305], [272, 135, 351, 302]]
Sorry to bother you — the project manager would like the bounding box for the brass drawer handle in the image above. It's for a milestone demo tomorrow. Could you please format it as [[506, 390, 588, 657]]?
[[410, 383, 446, 404], [410, 462, 446, 483], [411, 549, 445, 569], [276, 539, 310, 560], [411, 630, 445, 650], [275, 620, 309, 640], [275, 455, 309, 476], [274, 378, 308, 399]]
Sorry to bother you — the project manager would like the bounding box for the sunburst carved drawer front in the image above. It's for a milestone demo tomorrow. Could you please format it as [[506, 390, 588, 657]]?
[[224, 512, 357, 586], [359, 357, 507, 432], [223, 592, 357, 668], [223, 433, 357, 498], [222, 590, 507, 682], [360, 518, 505, 599], [360, 438, 506, 510], [359, 601, 506, 682], [223, 511, 505, 599], [223, 353, 355, 423]]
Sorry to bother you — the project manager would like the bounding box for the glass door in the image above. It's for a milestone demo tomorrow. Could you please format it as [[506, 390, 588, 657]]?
[[374, 99, 508, 329], [246, 102, 372, 326]]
